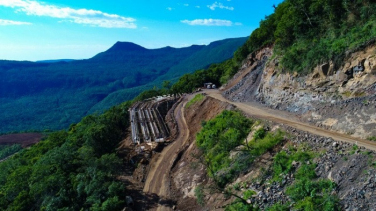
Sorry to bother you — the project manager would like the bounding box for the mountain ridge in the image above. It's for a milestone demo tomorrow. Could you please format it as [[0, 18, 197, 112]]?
[[0, 36, 248, 133]]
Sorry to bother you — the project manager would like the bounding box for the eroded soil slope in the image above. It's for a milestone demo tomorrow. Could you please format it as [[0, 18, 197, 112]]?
[[170, 95, 234, 210]]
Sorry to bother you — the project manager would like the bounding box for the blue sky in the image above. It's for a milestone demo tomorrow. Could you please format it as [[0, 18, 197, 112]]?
[[0, 0, 283, 61]]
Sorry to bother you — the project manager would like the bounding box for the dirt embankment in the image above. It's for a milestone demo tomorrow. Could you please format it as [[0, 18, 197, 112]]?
[[170, 95, 235, 210]]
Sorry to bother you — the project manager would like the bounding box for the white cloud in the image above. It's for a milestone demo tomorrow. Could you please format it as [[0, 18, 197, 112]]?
[[195, 6, 200, 8], [0, 0, 136, 28], [184, 4, 189, 6], [181, 19, 232, 26], [166, 7, 174, 11], [0, 18, 31, 25], [235, 22, 242, 26], [207, 2, 234, 11]]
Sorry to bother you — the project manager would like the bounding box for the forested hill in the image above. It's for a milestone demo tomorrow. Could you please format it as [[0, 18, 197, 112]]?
[[0, 37, 247, 133]]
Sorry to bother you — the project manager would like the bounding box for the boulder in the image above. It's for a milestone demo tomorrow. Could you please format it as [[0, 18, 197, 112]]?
[[364, 56, 376, 74], [335, 71, 349, 83]]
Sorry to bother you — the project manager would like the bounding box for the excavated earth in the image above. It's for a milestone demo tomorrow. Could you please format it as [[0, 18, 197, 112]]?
[[120, 94, 376, 210], [170, 96, 235, 211]]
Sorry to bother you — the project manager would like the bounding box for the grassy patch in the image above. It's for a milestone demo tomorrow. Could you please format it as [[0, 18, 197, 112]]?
[[368, 136, 376, 142], [186, 94, 205, 108], [266, 203, 290, 211], [225, 201, 257, 211], [350, 144, 359, 155]]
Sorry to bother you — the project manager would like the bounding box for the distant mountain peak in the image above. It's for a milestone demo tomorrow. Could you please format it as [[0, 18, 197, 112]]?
[[108, 42, 147, 52]]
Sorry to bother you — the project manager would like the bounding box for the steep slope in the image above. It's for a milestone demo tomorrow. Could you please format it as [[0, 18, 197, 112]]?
[[0, 37, 246, 133], [223, 44, 376, 139]]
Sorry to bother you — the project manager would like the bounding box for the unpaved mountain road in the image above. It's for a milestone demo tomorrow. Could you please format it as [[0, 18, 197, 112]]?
[[142, 90, 376, 210], [143, 96, 190, 211], [205, 89, 376, 151]]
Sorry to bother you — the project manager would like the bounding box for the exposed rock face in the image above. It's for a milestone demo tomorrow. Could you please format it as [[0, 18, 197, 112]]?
[[223, 44, 376, 138]]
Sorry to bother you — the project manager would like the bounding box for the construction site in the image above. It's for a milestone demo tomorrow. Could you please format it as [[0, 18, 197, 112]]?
[[129, 95, 179, 145]]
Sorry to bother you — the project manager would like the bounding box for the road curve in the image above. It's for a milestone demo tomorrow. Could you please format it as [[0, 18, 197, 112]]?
[[143, 97, 190, 211], [205, 90, 376, 151]]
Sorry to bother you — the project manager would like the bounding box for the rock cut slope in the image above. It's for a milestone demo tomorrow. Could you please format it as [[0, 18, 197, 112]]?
[[223, 45, 376, 139]]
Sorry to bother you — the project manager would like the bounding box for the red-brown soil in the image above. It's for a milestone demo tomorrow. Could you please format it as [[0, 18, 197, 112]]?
[[0, 133, 43, 148]]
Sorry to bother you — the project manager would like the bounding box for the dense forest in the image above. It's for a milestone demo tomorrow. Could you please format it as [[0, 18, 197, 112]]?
[[0, 102, 130, 210], [0, 37, 247, 134]]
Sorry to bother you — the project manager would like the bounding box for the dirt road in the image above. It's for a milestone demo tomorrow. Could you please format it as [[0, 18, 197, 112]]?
[[205, 90, 376, 151], [143, 97, 190, 211]]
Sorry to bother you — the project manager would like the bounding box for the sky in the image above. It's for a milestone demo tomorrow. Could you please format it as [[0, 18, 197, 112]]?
[[0, 0, 284, 61]]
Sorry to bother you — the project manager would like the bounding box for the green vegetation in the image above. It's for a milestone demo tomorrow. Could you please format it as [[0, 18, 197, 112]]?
[[194, 185, 205, 206], [225, 201, 258, 211], [286, 179, 339, 211], [272, 148, 314, 182], [266, 203, 290, 211], [0, 38, 246, 134], [350, 144, 359, 154], [171, 59, 240, 93], [171, 0, 376, 95], [5, 0, 375, 134], [196, 110, 252, 187], [240, 0, 376, 74], [0, 102, 130, 210], [186, 94, 205, 108], [196, 110, 284, 187], [195, 110, 284, 208], [1, 1, 375, 209], [225, 190, 257, 211], [0, 144, 22, 160], [270, 147, 340, 210], [368, 136, 376, 141]]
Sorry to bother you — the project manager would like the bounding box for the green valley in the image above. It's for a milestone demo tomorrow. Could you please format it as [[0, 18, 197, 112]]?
[[0, 37, 247, 133]]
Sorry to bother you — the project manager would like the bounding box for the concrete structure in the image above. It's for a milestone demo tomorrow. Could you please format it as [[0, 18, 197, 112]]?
[[129, 95, 177, 144]]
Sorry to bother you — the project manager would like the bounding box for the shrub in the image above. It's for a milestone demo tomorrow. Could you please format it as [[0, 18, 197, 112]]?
[[186, 94, 205, 108], [195, 185, 205, 206], [225, 201, 257, 211], [266, 203, 290, 211]]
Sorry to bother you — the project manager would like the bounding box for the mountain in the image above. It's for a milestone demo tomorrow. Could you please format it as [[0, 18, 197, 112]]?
[[0, 37, 247, 133]]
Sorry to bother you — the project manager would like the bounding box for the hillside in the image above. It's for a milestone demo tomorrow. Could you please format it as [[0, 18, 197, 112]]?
[[1, 0, 376, 210], [0, 37, 247, 133]]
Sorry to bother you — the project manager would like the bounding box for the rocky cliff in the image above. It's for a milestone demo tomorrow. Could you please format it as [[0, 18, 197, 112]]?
[[223, 44, 376, 139]]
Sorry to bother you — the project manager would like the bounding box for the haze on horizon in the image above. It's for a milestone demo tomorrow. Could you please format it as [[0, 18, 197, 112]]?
[[0, 0, 283, 61]]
